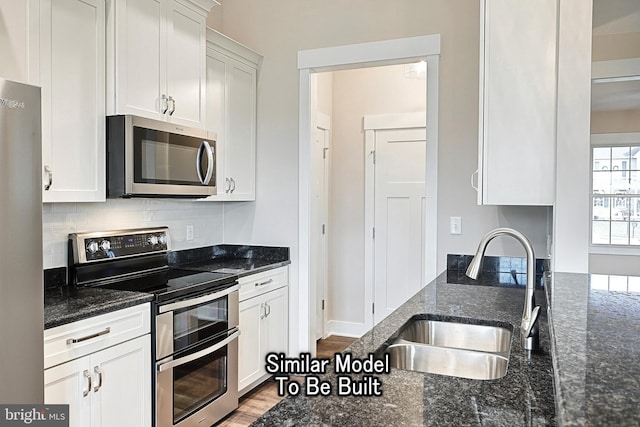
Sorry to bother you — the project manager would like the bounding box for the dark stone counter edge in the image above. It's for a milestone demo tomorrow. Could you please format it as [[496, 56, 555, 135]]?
[[44, 290, 155, 329]]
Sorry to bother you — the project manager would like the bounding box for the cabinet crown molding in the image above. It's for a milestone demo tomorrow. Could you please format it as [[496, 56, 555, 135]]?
[[207, 27, 263, 69], [177, 0, 219, 17]]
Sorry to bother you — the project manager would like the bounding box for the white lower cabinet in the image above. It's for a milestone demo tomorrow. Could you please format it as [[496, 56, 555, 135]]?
[[238, 268, 289, 395], [44, 304, 151, 427]]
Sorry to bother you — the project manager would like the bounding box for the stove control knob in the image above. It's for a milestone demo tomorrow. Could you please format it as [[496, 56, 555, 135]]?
[[100, 240, 111, 251], [86, 240, 99, 254], [158, 234, 167, 245], [148, 235, 159, 246]]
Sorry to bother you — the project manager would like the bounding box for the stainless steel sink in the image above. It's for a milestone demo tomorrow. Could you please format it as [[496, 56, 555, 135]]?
[[386, 341, 510, 380], [379, 316, 513, 380], [397, 319, 512, 353]]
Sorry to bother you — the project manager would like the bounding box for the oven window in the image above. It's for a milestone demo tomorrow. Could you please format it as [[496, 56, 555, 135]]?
[[173, 297, 229, 353], [173, 345, 228, 423]]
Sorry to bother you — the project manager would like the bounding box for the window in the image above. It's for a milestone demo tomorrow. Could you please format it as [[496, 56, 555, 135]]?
[[591, 141, 640, 246]]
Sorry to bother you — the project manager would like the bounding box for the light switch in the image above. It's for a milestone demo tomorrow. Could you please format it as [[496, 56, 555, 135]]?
[[450, 217, 461, 235]]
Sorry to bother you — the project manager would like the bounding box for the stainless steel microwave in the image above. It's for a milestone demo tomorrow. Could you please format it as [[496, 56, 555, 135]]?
[[107, 115, 217, 198]]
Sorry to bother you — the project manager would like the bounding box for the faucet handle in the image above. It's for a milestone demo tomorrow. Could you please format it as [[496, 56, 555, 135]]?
[[524, 305, 541, 338]]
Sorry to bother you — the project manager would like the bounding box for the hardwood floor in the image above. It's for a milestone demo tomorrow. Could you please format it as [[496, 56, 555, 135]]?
[[217, 335, 357, 426]]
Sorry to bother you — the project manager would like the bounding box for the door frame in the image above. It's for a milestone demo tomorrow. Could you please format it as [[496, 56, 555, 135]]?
[[298, 35, 440, 355], [364, 113, 431, 328]]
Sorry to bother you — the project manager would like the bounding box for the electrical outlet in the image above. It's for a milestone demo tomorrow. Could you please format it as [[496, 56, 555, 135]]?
[[186, 224, 194, 241], [450, 217, 461, 235]]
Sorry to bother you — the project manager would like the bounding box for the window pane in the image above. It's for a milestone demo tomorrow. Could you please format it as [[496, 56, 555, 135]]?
[[590, 274, 609, 290], [631, 222, 640, 246], [612, 197, 630, 221], [593, 147, 611, 171], [593, 171, 612, 194], [631, 172, 640, 194], [611, 221, 629, 245], [593, 197, 610, 220], [631, 147, 640, 171], [609, 275, 628, 292], [592, 220, 610, 244], [629, 276, 640, 293]]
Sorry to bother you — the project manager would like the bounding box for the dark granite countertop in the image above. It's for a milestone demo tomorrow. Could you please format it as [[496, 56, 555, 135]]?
[[44, 287, 154, 329], [253, 272, 556, 426], [545, 272, 640, 426], [44, 244, 290, 329]]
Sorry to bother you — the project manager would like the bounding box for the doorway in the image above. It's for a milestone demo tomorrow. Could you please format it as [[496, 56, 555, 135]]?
[[298, 35, 441, 355]]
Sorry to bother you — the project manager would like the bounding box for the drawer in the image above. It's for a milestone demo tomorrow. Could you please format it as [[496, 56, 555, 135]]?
[[44, 303, 150, 369], [239, 267, 288, 301]]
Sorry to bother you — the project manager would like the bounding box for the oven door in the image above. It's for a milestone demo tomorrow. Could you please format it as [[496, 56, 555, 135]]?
[[156, 329, 239, 427], [156, 285, 239, 360], [126, 116, 217, 197]]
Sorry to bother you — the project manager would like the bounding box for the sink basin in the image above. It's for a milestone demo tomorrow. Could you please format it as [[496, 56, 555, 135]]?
[[386, 342, 509, 380], [397, 319, 512, 353], [377, 315, 513, 380]]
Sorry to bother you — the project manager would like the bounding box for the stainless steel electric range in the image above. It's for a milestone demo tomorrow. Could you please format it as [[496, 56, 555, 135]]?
[[68, 227, 239, 427]]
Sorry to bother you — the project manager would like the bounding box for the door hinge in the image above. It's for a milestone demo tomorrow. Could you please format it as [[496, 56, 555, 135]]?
[[323, 147, 329, 159], [372, 302, 375, 314], [372, 227, 375, 239], [322, 224, 326, 235], [371, 150, 376, 164], [322, 299, 325, 310]]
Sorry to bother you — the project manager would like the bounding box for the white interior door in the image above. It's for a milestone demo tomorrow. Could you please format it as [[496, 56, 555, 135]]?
[[373, 128, 426, 324], [311, 116, 331, 340]]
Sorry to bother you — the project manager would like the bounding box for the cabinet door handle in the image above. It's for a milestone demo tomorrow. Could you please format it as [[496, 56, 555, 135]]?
[[82, 370, 92, 397], [44, 165, 53, 191], [260, 302, 266, 319], [66, 327, 111, 345], [93, 366, 103, 392], [161, 94, 169, 114], [230, 178, 236, 193], [265, 302, 271, 318], [168, 96, 176, 116], [255, 279, 273, 287], [471, 169, 478, 191], [225, 178, 230, 193]]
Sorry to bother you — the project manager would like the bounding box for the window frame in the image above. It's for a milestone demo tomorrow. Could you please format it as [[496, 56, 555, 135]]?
[[590, 132, 640, 255]]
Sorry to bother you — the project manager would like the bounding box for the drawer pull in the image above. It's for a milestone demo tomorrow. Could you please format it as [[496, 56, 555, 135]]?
[[255, 279, 273, 287], [66, 327, 111, 345]]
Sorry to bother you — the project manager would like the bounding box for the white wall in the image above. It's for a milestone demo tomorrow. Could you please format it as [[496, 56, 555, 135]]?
[[214, 0, 552, 349], [43, 200, 224, 268]]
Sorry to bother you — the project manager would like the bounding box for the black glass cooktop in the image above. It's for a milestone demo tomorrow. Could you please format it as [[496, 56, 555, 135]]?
[[94, 268, 236, 304]]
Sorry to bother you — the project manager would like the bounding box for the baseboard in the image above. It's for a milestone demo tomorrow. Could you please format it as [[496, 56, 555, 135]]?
[[326, 320, 367, 338]]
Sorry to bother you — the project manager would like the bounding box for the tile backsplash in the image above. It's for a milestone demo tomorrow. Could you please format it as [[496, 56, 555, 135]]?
[[43, 199, 224, 268]]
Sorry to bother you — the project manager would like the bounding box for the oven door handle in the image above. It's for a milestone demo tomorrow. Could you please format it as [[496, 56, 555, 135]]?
[[158, 283, 239, 313], [157, 329, 240, 372]]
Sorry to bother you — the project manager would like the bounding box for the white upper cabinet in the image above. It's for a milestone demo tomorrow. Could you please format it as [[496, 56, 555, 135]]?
[[476, 0, 557, 206], [106, 0, 216, 128], [32, 0, 106, 202], [203, 29, 261, 201]]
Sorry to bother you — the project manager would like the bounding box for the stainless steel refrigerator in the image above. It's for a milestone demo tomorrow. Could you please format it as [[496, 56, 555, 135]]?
[[0, 77, 43, 403]]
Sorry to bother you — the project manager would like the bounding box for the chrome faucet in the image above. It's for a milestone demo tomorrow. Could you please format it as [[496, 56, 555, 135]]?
[[465, 227, 540, 351]]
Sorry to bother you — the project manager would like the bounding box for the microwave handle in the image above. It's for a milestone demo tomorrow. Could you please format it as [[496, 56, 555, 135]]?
[[196, 140, 214, 185]]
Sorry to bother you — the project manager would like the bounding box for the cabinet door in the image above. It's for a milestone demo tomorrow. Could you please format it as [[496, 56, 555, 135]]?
[[262, 287, 288, 356], [91, 335, 151, 427], [238, 295, 264, 393], [37, 0, 106, 202], [165, 0, 205, 127], [478, 0, 557, 205], [110, 0, 164, 120], [225, 58, 257, 200], [205, 49, 227, 200], [44, 356, 92, 427]]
